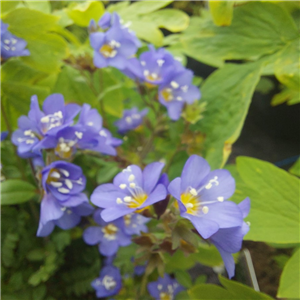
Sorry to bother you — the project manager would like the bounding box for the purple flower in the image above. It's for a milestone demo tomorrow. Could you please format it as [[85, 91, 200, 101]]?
[[158, 69, 200, 121], [114, 107, 148, 134], [83, 209, 132, 256], [91, 162, 167, 222], [91, 266, 122, 298], [147, 274, 184, 300], [1, 131, 8, 141], [1, 21, 30, 59], [37, 201, 94, 237], [168, 155, 243, 239], [90, 21, 138, 70], [209, 197, 250, 279], [28, 94, 80, 136], [123, 213, 150, 235], [98, 12, 112, 29]]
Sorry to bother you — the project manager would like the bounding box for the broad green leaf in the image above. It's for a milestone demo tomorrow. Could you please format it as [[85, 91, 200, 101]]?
[[25, 1, 51, 14], [209, 1, 234, 26], [277, 248, 300, 298], [67, 1, 105, 27], [196, 63, 261, 169], [1, 1, 21, 17], [271, 86, 300, 106], [219, 276, 274, 300], [289, 158, 300, 177], [193, 243, 223, 267], [180, 2, 298, 67], [1, 180, 37, 205], [119, 1, 171, 15], [188, 284, 235, 300], [142, 9, 189, 32], [235, 157, 300, 243], [174, 270, 193, 288], [52, 65, 97, 107]]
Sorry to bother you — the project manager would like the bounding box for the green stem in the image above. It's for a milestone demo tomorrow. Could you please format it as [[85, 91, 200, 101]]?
[[139, 271, 148, 298]]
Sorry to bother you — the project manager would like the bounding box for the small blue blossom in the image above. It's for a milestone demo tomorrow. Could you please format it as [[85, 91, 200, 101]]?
[[114, 107, 148, 134], [83, 209, 132, 256], [123, 213, 150, 235], [1, 131, 8, 141], [147, 274, 184, 300], [91, 162, 167, 222], [168, 155, 244, 239], [1, 21, 30, 59], [90, 18, 139, 70], [91, 266, 122, 298], [158, 69, 201, 120], [209, 197, 250, 278]]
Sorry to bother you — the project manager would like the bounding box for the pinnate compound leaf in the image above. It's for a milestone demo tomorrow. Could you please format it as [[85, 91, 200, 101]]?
[[1, 180, 37, 205], [234, 157, 300, 244], [277, 248, 300, 298]]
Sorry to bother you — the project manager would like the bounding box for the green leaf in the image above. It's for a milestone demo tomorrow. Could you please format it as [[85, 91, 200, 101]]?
[[235, 157, 300, 243], [1, 180, 37, 205], [188, 284, 234, 300], [174, 270, 193, 288], [209, 1, 234, 26], [180, 2, 298, 67], [277, 248, 300, 298], [52, 231, 71, 252], [1, 1, 21, 17], [193, 243, 223, 267], [119, 1, 171, 15], [196, 63, 261, 169], [219, 276, 274, 300], [271, 86, 300, 106], [289, 158, 300, 177], [25, 1, 51, 14], [67, 1, 105, 27]]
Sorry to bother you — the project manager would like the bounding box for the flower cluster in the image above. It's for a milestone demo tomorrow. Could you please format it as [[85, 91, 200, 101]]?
[[90, 13, 201, 121], [1, 21, 30, 59]]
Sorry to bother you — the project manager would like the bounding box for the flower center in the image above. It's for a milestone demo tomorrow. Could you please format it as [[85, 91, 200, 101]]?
[[161, 88, 173, 102], [102, 224, 118, 240], [102, 275, 117, 290], [180, 192, 200, 215], [124, 214, 132, 226], [100, 42, 118, 58], [40, 111, 63, 133], [160, 292, 172, 300], [127, 193, 148, 209]]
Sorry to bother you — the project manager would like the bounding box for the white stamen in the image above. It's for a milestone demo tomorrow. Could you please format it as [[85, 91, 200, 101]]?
[[102, 275, 117, 290], [75, 131, 83, 139], [116, 198, 123, 204], [65, 179, 73, 189], [190, 188, 198, 196], [151, 73, 158, 79], [54, 111, 63, 118], [158, 284, 163, 290], [26, 139, 35, 144], [50, 181, 63, 188], [128, 174, 135, 182], [171, 81, 179, 89], [125, 116, 132, 123], [4, 39, 10, 44], [11, 46, 16, 51], [205, 176, 219, 189], [40, 116, 50, 123], [58, 187, 70, 194], [177, 96, 183, 101], [109, 40, 121, 48], [129, 182, 136, 188], [51, 171, 60, 178], [143, 70, 149, 76], [59, 169, 70, 177], [99, 130, 107, 137], [217, 196, 224, 202], [119, 184, 127, 189], [87, 122, 93, 126], [76, 178, 83, 185], [246, 221, 251, 226], [186, 203, 194, 208], [181, 85, 188, 92], [124, 196, 132, 202], [141, 61, 146, 66], [202, 206, 209, 214], [12, 39, 17, 44], [61, 207, 67, 211], [157, 59, 165, 67]]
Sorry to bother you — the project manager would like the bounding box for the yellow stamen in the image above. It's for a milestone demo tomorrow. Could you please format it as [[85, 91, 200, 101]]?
[[161, 88, 173, 102], [127, 194, 147, 209], [160, 292, 172, 300], [100, 44, 114, 58], [180, 193, 200, 215]]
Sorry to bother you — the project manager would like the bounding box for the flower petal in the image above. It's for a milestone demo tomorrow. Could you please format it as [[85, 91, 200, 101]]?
[[113, 165, 143, 190], [55, 210, 80, 230], [238, 197, 250, 218], [142, 162, 164, 194], [36, 219, 55, 237], [40, 193, 64, 224], [168, 177, 181, 200], [141, 184, 167, 208], [83, 226, 102, 245], [42, 94, 65, 115], [99, 240, 119, 256], [101, 206, 134, 222], [216, 246, 235, 279]]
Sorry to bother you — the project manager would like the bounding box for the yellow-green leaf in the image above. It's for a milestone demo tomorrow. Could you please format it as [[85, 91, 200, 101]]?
[[209, 1, 234, 26]]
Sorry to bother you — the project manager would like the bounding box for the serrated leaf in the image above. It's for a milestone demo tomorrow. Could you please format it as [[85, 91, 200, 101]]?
[[277, 248, 300, 298], [1, 180, 37, 205]]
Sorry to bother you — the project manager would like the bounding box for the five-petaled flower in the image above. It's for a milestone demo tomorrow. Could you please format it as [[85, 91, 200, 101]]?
[[147, 274, 184, 300], [168, 155, 243, 239], [91, 162, 167, 222], [91, 266, 122, 298]]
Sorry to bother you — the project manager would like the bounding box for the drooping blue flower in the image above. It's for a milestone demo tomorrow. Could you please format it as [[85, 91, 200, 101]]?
[[83, 209, 132, 256], [209, 197, 250, 279], [1, 131, 8, 141], [91, 266, 122, 298], [37, 200, 94, 237], [168, 155, 244, 239], [1, 21, 30, 59], [114, 107, 148, 134], [123, 213, 150, 235], [158, 69, 200, 120], [147, 274, 184, 300], [90, 19, 138, 70], [91, 162, 167, 222]]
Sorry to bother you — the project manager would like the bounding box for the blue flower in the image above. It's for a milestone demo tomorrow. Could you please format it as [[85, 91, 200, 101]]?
[[83, 209, 132, 256], [168, 155, 244, 239], [147, 274, 184, 300], [1, 131, 8, 141], [1, 21, 30, 59], [37, 201, 94, 237], [90, 17, 139, 70], [209, 197, 250, 279], [91, 162, 167, 222], [91, 266, 122, 298], [114, 107, 148, 134], [158, 69, 201, 120], [123, 213, 150, 235]]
